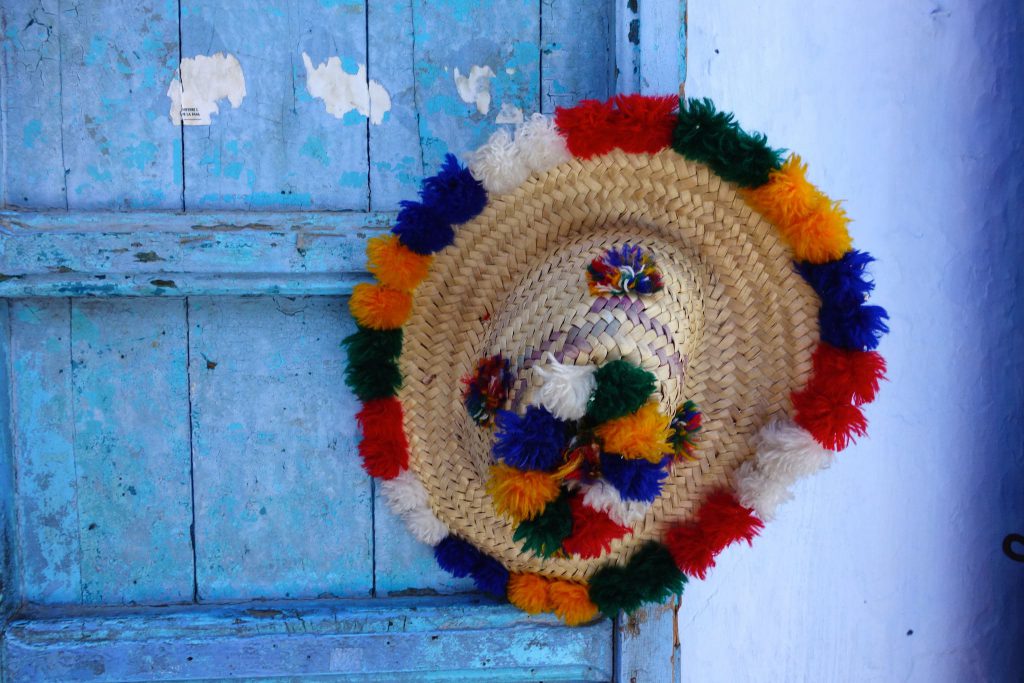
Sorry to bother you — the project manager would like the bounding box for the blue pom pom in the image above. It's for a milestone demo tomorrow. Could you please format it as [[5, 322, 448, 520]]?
[[600, 453, 669, 503], [470, 554, 509, 596], [420, 154, 487, 225], [393, 201, 455, 255], [434, 535, 482, 578], [493, 406, 568, 471], [820, 302, 890, 351], [796, 250, 875, 307]]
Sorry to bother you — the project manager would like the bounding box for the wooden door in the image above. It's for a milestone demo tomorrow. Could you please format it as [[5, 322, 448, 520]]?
[[0, 1, 686, 680]]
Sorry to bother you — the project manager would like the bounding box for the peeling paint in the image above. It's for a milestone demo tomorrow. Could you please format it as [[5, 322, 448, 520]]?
[[301, 53, 391, 125], [167, 53, 247, 126], [494, 103, 524, 124], [453, 64, 496, 115]]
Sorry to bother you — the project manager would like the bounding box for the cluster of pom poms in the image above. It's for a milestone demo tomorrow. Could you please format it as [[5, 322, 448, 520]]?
[[462, 355, 513, 427], [586, 243, 664, 296]]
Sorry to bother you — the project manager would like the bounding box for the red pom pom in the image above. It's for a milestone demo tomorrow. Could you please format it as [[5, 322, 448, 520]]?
[[356, 398, 408, 479], [811, 343, 887, 405], [561, 495, 632, 559], [610, 94, 678, 154], [555, 99, 617, 159], [696, 490, 764, 550], [665, 523, 717, 579], [791, 385, 868, 450]]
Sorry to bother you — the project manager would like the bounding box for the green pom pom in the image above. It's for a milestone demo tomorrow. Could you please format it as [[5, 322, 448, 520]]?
[[588, 542, 687, 618], [672, 98, 784, 188], [586, 360, 657, 423], [342, 326, 403, 401], [513, 491, 573, 557]]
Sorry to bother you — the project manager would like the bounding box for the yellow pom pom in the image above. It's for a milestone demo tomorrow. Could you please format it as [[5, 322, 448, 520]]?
[[548, 579, 599, 626], [487, 464, 560, 522], [349, 283, 413, 330], [507, 572, 552, 614], [594, 401, 673, 462], [742, 154, 853, 264], [366, 234, 433, 292]]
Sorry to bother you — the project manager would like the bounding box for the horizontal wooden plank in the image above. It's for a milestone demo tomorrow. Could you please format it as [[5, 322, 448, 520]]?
[[2, 597, 613, 681], [0, 211, 391, 297]]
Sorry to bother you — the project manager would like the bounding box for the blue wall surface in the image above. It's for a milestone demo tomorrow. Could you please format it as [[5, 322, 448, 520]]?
[[681, 1, 1023, 680]]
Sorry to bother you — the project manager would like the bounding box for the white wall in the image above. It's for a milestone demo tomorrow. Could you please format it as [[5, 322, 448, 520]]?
[[681, 2, 1024, 681]]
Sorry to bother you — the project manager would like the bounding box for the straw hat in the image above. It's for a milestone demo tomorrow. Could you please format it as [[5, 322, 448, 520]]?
[[344, 95, 888, 625]]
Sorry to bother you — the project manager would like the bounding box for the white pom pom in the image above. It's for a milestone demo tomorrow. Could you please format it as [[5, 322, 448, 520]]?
[[380, 470, 449, 544], [532, 352, 596, 421], [581, 480, 649, 527], [514, 113, 571, 172], [735, 420, 833, 521], [468, 128, 530, 194]]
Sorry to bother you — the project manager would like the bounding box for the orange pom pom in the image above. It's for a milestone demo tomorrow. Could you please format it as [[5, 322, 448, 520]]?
[[594, 401, 673, 462], [487, 464, 560, 521], [507, 572, 552, 614], [366, 234, 433, 292], [548, 579, 599, 626], [349, 283, 413, 330], [742, 155, 853, 264]]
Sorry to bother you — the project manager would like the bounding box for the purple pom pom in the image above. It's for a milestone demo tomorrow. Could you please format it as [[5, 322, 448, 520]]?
[[471, 554, 510, 596], [393, 201, 455, 255], [434, 535, 482, 578], [819, 303, 890, 351], [796, 250, 875, 307], [600, 453, 669, 503], [493, 406, 568, 471], [420, 154, 487, 225]]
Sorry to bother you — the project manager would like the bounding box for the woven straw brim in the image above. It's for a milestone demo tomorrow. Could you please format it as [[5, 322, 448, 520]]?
[[399, 148, 819, 581]]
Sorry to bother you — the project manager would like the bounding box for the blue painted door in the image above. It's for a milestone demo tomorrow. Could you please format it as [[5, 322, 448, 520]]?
[[0, 1, 685, 680]]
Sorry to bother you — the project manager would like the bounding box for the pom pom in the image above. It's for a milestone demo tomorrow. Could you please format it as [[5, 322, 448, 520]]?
[[669, 400, 702, 460], [696, 490, 764, 549], [381, 471, 449, 545], [419, 153, 487, 224], [515, 113, 571, 172], [811, 344, 887, 405], [587, 360, 657, 423], [561, 494, 632, 558], [434, 535, 482, 579], [507, 572, 552, 614], [342, 327, 403, 401], [468, 128, 530, 194], [554, 98, 617, 158], [796, 250, 877, 307], [741, 154, 820, 225], [586, 565, 638, 618], [819, 302, 890, 352], [349, 283, 413, 330], [735, 420, 833, 520], [599, 453, 668, 503], [672, 98, 783, 188], [532, 352, 597, 421], [665, 524, 717, 580], [594, 401, 673, 463], [365, 234, 433, 292], [392, 201, 455, 255], [356, 398, 408, 479], [581, 480, 650, 526], [548, 579, 599, 626], [628, 542, 687, 604], [492, 406, 568, 471], [791, 386, 868, 450], [463, 355, 513, 426], [487, 464, 560, 522], [471, 553, 510, 597], [342, 326, 402, 366], [586, 244, 665, 296], [609, 94, 678, 154], [513, 491, 573, 557]]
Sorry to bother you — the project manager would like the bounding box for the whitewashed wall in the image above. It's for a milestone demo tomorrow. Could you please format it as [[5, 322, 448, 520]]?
[[681, 2, 1024, 681]]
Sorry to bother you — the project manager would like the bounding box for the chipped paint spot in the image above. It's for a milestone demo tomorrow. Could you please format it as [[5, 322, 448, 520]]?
[[301, 53, 392, 125], [453, 65, 495, 115], [167, 53, 247, 126], [495, 103, 524, 124]]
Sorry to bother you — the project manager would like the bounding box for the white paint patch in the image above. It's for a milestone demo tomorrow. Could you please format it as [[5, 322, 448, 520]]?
[[301, 53, 392, 125], [167, 53, 246, 126], [495, 103, 524, 124], [453, 64, 496, 115]]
